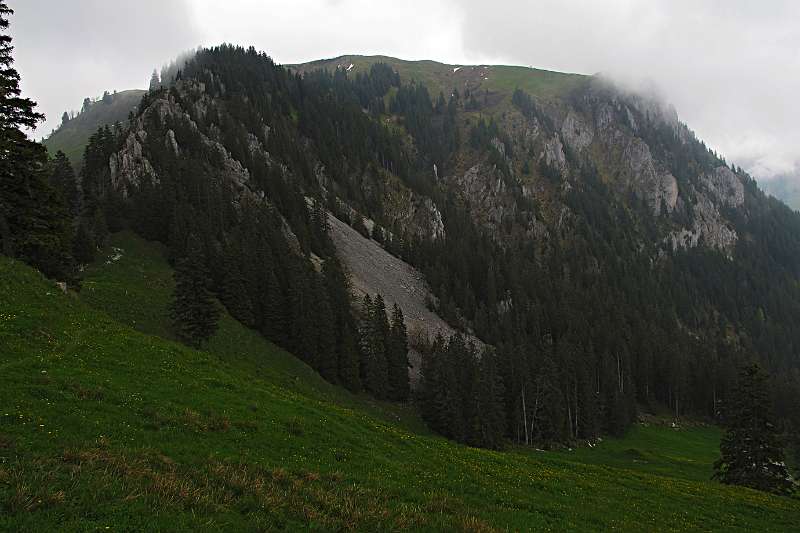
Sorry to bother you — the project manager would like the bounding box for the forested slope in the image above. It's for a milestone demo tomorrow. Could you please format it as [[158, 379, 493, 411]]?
[[44, 45, 800, 452]]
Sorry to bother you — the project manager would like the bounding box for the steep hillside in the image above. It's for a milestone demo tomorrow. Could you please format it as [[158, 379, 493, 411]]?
[[43, 89, 145, 166], [71, 45, 800, 451], [1, 237, 798, 530], [326, 208, 481, 384]]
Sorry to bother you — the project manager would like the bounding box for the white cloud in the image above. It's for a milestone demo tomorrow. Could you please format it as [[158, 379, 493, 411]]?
[[189, 0, 467, 65], [452, 0, 800, 178], [11, 0, 201, 139], [12, 0, 800, 181]]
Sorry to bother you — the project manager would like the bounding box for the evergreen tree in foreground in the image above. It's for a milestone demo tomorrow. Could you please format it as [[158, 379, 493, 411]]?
[[170, 235, 220, 347], [713, 363, 794, 495], [0, 1, 74, 280]]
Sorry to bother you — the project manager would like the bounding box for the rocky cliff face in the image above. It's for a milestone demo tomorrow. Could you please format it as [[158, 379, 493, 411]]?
[[578, 82, 746, 255], [108, 83, 305, 252], [110, 94, 251, 199], [104, 60, 750, 274], [663, 166, 744, 254], [432, 75, 748, 260]]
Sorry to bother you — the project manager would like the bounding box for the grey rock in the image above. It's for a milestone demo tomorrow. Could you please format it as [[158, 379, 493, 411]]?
[[165, 129, 179, 157], [561, 111, 593, 152], [622, 138, 678, 215], [541, 135, 567, 173], [700, 166, 744, 208]]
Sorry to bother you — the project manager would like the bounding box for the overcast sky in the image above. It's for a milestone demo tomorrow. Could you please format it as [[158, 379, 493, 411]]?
[[10, 0, 800, 180]]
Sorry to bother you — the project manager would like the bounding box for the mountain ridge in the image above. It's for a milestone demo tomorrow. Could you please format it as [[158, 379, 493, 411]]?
[[4, 37, 800, 528], [40, 45, 800, 452]]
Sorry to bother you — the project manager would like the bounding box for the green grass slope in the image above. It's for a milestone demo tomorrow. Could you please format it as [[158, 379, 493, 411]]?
[[292, 55, 586, 101], [43, 90, 145, 167], [1, 232, 798, 531]]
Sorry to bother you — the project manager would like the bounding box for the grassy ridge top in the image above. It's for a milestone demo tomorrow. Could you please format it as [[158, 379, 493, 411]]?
[[292, 55, 587, 100], [1, 232, 798, 530], [42, 89, 145, 167], [40, 54, 582, 171]]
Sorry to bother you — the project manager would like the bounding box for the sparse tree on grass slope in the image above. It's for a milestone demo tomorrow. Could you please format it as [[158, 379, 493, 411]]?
[[170, 235, 220, 347], [713, 363, 794, 495]]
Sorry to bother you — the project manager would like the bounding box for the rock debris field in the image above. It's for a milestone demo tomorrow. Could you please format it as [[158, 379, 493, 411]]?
[[327, 211, 480, 383]]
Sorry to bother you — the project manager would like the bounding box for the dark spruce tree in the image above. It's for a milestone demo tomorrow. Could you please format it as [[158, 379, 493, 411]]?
[[337, 323, 362, 392], [360, 294, 389, 398], [49, 151, 80, 218], [713, 363, 794, 495], [72, 220, 95, 265], [0, 1, 74, 280], [220, 243, 255, 327], [387, 303, 410, 401], [472, 347, 506, 449], [312, 273, 338, 383], [170, 235, 220, 347], [321, 258, 362, 392]]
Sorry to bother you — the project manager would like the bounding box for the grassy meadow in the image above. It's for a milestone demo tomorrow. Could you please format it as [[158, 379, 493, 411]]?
[[1, 232, 797, 531]]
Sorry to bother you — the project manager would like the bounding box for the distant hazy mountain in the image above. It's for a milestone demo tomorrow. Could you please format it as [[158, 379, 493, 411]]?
[[43, 89, 145, 167], [761, 173, 800, 211]]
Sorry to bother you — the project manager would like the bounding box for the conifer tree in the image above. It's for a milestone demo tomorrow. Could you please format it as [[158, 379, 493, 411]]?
[[359, 294, 374, 360], [309, 198, 333, 257], [321, 258, 362, 390], [50, 151, 79, 217], [338, 323, 362, 392], [472, 347, 506, 449], [0, 1, 74, 279], [170, 235, 220, 347], [313, 273, 338, 382], [387, 303, 410, 401], [72, 220, 95, 265], [262, 263, 287, 343], [221, 248, 254, 327], [418, 333, 445, 424], [91, 207, 109, 250], [713, 363, 794, 495], [438, 335, 467, 440], [288, 260, 317, 362], [149, 69, 161, 92], [360, 294, 389, 397]]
